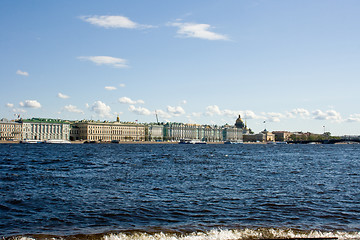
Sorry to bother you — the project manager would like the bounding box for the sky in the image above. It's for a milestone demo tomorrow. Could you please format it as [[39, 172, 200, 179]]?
[[1, 0, 360, 136]]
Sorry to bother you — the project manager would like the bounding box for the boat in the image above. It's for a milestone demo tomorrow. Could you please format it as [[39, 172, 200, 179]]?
[[224, 140, 243, 144], [44, 139, 71, 144], [267, 141, 288, 145], [179, 139, 207, 144], [83, 140, 99, 144], [20, 139, 45, 144]]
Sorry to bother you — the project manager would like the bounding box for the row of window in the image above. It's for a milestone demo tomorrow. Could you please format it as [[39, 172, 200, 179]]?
[[88, 130, 143, 135]]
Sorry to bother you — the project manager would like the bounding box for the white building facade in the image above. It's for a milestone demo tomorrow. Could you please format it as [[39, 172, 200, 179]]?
[[21, 119, 70, 141]]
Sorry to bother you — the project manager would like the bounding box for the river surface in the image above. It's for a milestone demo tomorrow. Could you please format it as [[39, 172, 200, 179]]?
[[1, 143, 360, 239]]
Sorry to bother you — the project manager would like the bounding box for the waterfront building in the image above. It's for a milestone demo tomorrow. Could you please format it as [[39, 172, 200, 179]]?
[[243, 130, 275, 142], [263, 130, 275, 142], [272, 131, 292, 142], [202, 125, 223, 142], [0, 119, 22, 141], [20, 118, 70, 141], [223, 125, 243, 142], [243, 133, 265, 142], [163, 123, 200, 141], [147, 124, 164, 141], [163, 120, 243, 142], [71, 120, 145, 142]]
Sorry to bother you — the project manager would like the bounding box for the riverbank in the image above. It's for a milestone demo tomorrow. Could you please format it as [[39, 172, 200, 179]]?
[[0, 140, 266, 144]]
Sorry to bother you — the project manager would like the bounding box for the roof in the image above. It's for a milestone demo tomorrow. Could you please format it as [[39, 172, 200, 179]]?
[[20, 118, 70, 124]]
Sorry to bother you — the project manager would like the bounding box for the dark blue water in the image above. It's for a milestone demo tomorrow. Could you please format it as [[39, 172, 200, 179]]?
[[1, 144, 360, 239]]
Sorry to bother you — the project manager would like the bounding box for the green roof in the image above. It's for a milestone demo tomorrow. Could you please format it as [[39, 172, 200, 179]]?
[[21, 118, 69, 124]]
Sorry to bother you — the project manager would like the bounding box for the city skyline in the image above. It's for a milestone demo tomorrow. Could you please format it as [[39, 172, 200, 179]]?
[[1, 0, 360, 136]]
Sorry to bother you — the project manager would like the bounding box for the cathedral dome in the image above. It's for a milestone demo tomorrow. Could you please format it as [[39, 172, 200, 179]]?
[[235, 115, 245, 129]]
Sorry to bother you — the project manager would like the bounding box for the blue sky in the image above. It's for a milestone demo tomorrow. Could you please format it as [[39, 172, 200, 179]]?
[[1, 0, 360, 135]]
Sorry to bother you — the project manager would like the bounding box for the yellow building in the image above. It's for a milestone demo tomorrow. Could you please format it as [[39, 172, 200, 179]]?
[[243, 130, 275, 142], [71, 120, 145, 142], [0, 120, 22, 141]]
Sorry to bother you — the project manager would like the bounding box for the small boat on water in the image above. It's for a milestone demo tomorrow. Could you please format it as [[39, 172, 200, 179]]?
[[83, 140, 99, 144], [224, 140, 243, 144], [20, 139, 45, 144], [179, 139, 206, 144], [267, 141, 288, 145], [44, 139, 71, 144]]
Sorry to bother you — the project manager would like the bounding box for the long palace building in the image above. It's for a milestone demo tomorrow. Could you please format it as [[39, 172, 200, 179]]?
[[1, 115, 248, 143], [70, 117, 145, 142]]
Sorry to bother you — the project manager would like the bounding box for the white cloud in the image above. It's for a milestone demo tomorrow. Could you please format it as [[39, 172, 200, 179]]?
[[191, 112, 202, 118], [206, 105, 262, 121], [16, 70, 29, 76], [205, 105, 222, 116], [6, 103, 14, 108], [80, 15, 154, 29], [264, 112, 285, 122], [312, 109, 342, 122], [241, 110, 259, 120], [181, 100, 187, 104], [347, 114, 360, 122], [167, 106, 185, 116], [118, 97, 144, 104], [223, 109, 239, 117], [14, 108, 26, 113], [119, 83, 126, 88], [105, 86, 117, 91], [129, 105, 152, 115], [290, 108, 310, 118], [156, 109, 172, 119], [57, 93, 70, 99], [78, 56, 129, 68], [19, 100, 41, 109], [90, 101, 112, 118], [169, 22, 228, 40], [63, 105, 84, 114]]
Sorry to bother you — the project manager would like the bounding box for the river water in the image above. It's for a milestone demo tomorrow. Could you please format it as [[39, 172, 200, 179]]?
[[1, 143, 360, 239]]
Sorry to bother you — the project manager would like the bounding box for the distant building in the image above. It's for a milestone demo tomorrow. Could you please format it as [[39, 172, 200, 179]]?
[[243, 130, 275, 142], [147, 124, 164, 141], [162, 116, 244, 142], [0, 119, 22, 141], [223, 125, 243, 142], [202, 125, 223, 142], [262, 130, 275, 142], [20, 118, 70, 141], [163, 123, 200, 141], [272, 131, 292, 142], [71, 120, 145, 142], [0, 114, 251, 143]]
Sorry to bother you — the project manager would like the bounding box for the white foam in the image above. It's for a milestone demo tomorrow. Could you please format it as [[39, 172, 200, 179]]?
[[10, 228, 360, 240], [103, 228, 360, 240]]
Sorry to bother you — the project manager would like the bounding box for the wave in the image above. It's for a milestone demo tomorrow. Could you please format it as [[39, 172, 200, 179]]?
[[7, 228, 360, 240]]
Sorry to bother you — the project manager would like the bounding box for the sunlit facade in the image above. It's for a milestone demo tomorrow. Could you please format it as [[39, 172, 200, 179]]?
[[71, 121, 145, 142], [0, 120, 22, 141], [20, 119, 70, 140]]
